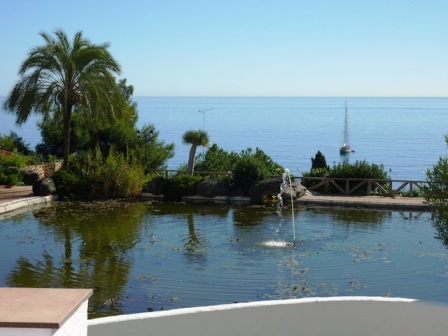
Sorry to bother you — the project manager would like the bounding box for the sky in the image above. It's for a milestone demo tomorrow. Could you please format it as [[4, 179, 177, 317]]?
[[0, 0, 447, 97]]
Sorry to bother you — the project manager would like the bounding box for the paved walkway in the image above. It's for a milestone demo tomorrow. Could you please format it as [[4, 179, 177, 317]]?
[[297, 194, 430, 211], [0, 186, 34, 204]]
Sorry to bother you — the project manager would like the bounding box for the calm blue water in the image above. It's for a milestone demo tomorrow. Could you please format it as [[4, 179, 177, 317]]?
[[1, 96, 447, 180], [1, 202, 447, 318]]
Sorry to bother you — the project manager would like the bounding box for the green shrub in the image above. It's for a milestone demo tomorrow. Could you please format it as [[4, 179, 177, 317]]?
[[233, 157, 268, 194], [52, 169, 90, 200], [329, 160, 389, 195], [162, 175, 203, 202], [0, 153, 29, 168], [54, 146, 147, 200], [0, 166, 22, 186], [194, 144, 239, 172], [0, 131, 32, 155], [422, 136, 448, 244], [88, 147, 146, 199], [302, 160, 389, 195], [329, 160, 388, 180]]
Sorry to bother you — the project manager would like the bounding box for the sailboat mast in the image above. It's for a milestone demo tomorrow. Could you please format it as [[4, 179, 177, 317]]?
[[344, 101, 349, 145]]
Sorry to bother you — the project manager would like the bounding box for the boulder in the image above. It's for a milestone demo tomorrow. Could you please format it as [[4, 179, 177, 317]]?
[[249, 176, 307, 205], [33, 178, 56, 196], [21, 169, 40, 185], [196, 178, 230, 197]]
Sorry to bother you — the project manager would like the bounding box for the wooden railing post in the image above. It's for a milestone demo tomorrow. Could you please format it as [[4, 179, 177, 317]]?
[[367, 181, 372, 195]]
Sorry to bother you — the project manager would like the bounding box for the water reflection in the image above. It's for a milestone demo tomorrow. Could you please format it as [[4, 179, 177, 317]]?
[[6, 201, 145, 317], [233, 206, 274, 226], [184, 212, 208, 263], [431, 212, 448, 247], [2, 201, 447, 318]]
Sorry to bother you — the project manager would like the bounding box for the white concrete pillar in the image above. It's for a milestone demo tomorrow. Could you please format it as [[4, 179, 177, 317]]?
[[0, 288, 92, 336]]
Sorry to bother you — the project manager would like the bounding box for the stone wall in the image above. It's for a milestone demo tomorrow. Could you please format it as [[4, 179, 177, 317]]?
[[28, 162, 63, 179]]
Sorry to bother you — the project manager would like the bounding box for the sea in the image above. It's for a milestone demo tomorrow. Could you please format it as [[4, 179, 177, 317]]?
[[1, 96, 447, 181]]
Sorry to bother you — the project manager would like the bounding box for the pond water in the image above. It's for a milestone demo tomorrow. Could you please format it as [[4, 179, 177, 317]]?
[[0, 201, 447, 319]]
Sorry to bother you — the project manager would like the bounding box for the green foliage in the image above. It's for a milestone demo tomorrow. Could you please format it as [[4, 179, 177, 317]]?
[[301, 167, 330, 192], [153, 175, 203, 202], [233, 157, 267, 194], [51, 169, 90, 200], [0, 149, 41, 186], [0, 131, 32, 155], [0, 153, 29, 168], [239, 147, 283, 174], [138, 124, 175, 170], [311, 151, 329, 170], [194, 144, 239, 172], [0, 166, 22, 186], [35, 82, 174, 170], [87, 147, 146, 199], [302, 160, 389, 195], [53, 147, 147, 200], [422, 140, 448, 244], [182, 129, 210, 174], [329, 160, 388, 195], [3, 29, 126, 168], [329, 160, 388, 180], [195, 145, 283, 194]]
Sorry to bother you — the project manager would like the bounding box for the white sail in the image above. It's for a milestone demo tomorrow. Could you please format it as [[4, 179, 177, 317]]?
[[339, 102, 353, 154]]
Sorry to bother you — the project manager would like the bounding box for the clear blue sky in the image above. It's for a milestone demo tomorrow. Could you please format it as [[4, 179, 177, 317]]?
[[1, 0, 447, 96]]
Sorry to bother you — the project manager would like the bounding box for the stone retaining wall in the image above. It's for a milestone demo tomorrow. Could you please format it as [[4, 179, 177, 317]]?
[[28, 162, 63, 179]]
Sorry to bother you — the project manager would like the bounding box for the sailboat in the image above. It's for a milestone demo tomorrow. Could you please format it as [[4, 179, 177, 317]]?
[[339, 102, 354, 155]]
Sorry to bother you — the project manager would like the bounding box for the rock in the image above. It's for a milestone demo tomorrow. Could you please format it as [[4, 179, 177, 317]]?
[[33, 178, 56, 196], [196, 178, 230, 197], [21, 169, 40, 185], [249, 176, 307, 205]]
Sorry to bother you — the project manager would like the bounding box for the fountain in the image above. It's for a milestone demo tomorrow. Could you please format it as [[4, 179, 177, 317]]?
[[277, 168, 296, 247]]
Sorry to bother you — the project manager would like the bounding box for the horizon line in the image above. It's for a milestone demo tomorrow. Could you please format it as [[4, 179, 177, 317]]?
[[1, 94, 447, 99]]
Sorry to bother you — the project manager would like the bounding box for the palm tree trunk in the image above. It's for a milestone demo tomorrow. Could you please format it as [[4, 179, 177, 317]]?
[[187, 144, 198, 174], [62, 104, 72, 168]]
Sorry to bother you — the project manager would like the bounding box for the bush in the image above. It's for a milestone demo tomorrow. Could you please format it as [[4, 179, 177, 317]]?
[[0, 168, 22, 186], [422, 155, 448, 243], [0, 131, 32, 155], [0, 153, 29, 168], [329, 160, 388, 180], [54, 147, 147, 200], [0, 165, 23, 186], [195, 145, 283, 195], [194, 144, 238, 172], [88, 147, 146, 199], [233, 157, 268, 194], [162, 175, 203, 202], [52, 169, 90, 200], [302, 160, 389, 195]]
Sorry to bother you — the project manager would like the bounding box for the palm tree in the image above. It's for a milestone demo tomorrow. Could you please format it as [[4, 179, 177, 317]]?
[[182, 130, 209, 174], [3, 29, 125, 167]]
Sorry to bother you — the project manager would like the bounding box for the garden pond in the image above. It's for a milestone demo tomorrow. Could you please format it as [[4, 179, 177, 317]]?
[[0, 200, 447, 319]]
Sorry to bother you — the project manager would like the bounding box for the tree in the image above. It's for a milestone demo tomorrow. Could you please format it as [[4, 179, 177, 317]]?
[[3, 29, 125, 168], [182, 130, 209, 174], [194, 144, 239, 172], [35, 79, 174, 169], [422, 136, 448, 244], [311, 150, 329, 170]]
